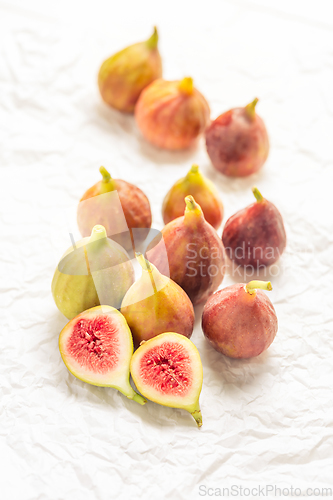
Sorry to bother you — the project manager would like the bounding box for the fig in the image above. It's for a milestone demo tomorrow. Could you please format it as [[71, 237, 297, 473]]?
[[135, 77, 210, 150], [77, 166, 152, 252], [52, 225, 135, 319], [98, 27, 162, 113], [121, 253, 194, 348], [59, 305, 146, 404], [202, 280, 278, 359], [130, 332, 203, 426], [222, 187, 286, 268], [147, 196, 225, 305], [162, 164, 224, 229], [205, 98, 269, 177]]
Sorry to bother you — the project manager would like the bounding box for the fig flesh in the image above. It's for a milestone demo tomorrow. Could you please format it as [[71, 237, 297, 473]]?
[[205, 98, 269, 177], [222, 187, 286, 268], [77, 166, 152, 252], [135, 77, 210, 150], [148, 196, 225, 305], [52, 225, 135, 319], [59, 305, 146, 404], [121, 253, 194, 348], [130, 332, 203, 426], [162, 164, 224, 229], [202, 281, 278, 359], [98, 27, 162, 113]]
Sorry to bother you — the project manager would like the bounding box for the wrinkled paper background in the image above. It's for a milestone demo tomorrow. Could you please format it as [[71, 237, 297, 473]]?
[[1, 0, 333, 498]]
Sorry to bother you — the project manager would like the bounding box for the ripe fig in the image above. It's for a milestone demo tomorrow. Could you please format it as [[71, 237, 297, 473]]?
[[222, 187, 286, 268], [205, 98, 269, 177], [147, 196, 225, 305], [130, 332, 203, 426], [202, 280, 278, 359], [135, 77, 210, 150], [121, 253, 194, 348], [77, 166, 152, 252], [59, 305, 146, 404], [98, 27, 162, 113], [162, 164, 224, 229], [52, 225, 135, 319]]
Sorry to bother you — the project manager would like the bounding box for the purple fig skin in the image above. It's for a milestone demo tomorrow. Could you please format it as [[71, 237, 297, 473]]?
[[222, 188, 286, 268], [202, 282, 278, 359], [205, 98, 269, 177], [147, 196, 225, 306]]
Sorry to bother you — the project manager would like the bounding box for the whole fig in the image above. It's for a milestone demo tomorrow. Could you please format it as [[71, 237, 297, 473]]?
[[205, 98, 269, 177], [147, 196, 225, 305], [135, 77, 210, 150], [162, 164, 223, 229], [98, 27, 162, 113], [121, 253, 194, 348], [77, 166, 152, 252], [52, 225, 135, 319]]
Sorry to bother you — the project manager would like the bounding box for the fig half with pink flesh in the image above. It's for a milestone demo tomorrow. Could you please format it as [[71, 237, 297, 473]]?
[[130, 333, 203, 427], [121, 253, 194, 348], [59, 305, 146, 404], [222, 187, 286, 268], [202, 281, 278, 359]]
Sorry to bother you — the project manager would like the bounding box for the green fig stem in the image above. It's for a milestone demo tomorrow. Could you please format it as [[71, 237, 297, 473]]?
[[135, 252, 158, 294], [89, 225, 107, 242], [100, 166, 111, 183], [146, 26, 158, 50], [252, 186, 264, 202], [190, 403, 203, 428], [179, 77, 193, 95], [130, 392, 147, 405], [190, 164, 199, 173], [185, 195, 198, 211], [117, 382, 147, 405], [245, 280, 272, 295], [245, 97, 258, 120]]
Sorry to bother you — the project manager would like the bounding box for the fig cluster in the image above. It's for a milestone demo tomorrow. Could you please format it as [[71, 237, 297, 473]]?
[[50, 27, 289, 428]]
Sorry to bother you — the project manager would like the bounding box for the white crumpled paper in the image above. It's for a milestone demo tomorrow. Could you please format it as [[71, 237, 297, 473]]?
[[1, 0, 333, 498]]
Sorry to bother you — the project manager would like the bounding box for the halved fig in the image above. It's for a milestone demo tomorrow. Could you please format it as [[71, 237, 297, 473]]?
[[130, 333, 203, 427], [59, 305, 146, 405]]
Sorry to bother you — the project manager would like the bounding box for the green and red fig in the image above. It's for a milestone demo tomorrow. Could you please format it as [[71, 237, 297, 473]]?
[[130, 332, 203, 426], [98, 27, 162, 113], [52, 225, 135, 319], [135, 77, 210, 150], [162, 164, 224, 229], [77, 167, 152, 252], [222, 187, 286, 267], [206, 98, 269, 177], [202, 280, 278, 359], [121, 253, 194, 348], [148, 196, 225, 305], [59, 305, 146, 404]]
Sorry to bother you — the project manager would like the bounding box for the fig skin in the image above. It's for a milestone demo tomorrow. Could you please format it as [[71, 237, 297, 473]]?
[[59, 305, 146, 404], [135, 77, 210, 150], [121, 254, 194, 348], [98, 27, 162, 113], [77, 166, 152, 252], [162, 164, 224, 229], [52, 225, 135, 320], [202, 281, 278, 359], [222, 187, 286, 268], [130, 332, 203, 427], [147, 196, 225, 306], [205, 98, 269, 177]]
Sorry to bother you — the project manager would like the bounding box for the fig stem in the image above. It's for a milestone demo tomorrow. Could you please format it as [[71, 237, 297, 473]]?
[[135, 252, 157, 294], [146, 26, 158, 50], [179, 77, 193, 95], [185, 195, 198, 211], [252, 187, 264, 202], [245, 97, 258, 119], [131, 392, 147, 405], [191, 407, 203, 428], [89, 225, 107, 242], [100, 166, 111, 183], [190, 164, 199, 174], [245, 281, 272, 295]]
